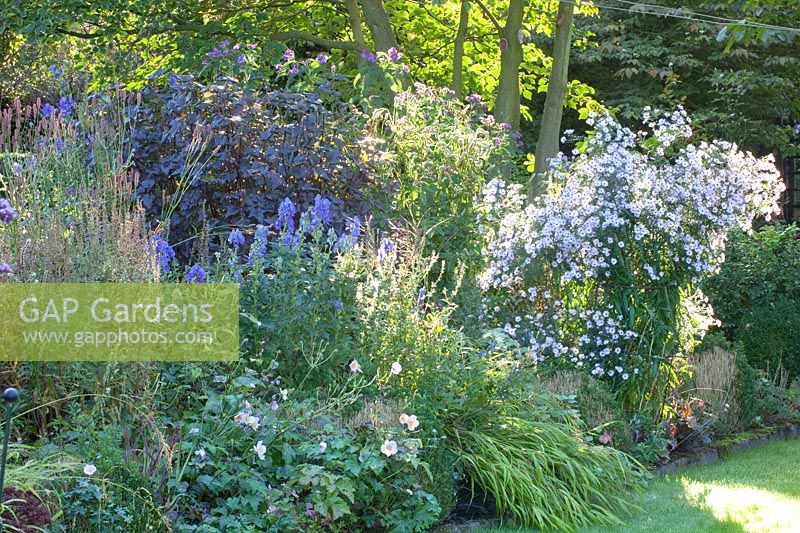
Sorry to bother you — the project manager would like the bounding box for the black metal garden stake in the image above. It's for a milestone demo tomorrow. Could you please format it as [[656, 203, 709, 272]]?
[[0, 388, 19, 532]]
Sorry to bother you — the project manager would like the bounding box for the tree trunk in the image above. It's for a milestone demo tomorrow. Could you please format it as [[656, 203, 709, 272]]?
[[531, 0, 575, 197], [345, 0, 367, 48], [360, 0, 398, 51], [452, 0, 470, 98], [493, 0, 524, 129]]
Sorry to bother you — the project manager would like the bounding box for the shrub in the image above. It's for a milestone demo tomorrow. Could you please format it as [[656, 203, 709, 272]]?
[[703, 223, 800, 335], [159, 362, 441, 532], [371, 84, 518, 282], [128, 74, 377, 256], [477, 108, 783, 414], [736, 301, 800, 382]]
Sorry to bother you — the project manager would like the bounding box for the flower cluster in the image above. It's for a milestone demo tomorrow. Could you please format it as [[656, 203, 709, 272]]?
[[204, 40, 256, 66], [150, 235, 175, 273], [0, 198, 17, 275], [478, 108, 784, 379]]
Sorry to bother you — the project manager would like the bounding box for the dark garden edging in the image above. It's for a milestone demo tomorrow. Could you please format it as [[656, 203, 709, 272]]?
[[655, 423, 800, 476]]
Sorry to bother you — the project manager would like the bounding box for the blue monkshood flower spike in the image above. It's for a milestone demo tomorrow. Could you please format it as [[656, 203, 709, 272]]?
[[49, 65, 63, 78], [150, 235, 176, 273], [277, 198, 296, 233], [185, 263, 207, 283], [248, 225, 269, 266], [0, 263, 13, 274], [41, 104, 53, 117], [332, 300, 343, 311], [228, 229, 245, 249], [378, 237, 395, 261], [310, 194, 332, 228]]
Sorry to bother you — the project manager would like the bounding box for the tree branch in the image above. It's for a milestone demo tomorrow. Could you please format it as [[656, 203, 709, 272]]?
[[268, 30, 360, 50], [472, 0, 503, 34]]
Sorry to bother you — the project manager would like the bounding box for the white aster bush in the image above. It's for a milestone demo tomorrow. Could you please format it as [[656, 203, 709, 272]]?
[[478, 108, 784, 411]]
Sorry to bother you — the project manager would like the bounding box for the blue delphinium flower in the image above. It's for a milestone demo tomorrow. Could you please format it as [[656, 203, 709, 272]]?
[[41, 103, 54, 117], [332, 299, 343, 311], [310, 194, 332, 228], [0, 263, 13, 274], [185, 263, 207, 283], [228, 229, 245, 249], [378, 237, 395, 261], [248, 225, 269, 266], [59, 95, 75, 115], [151, 235, 176, 273], [277, 198, 296, 233], [0, 199, 18, 225]]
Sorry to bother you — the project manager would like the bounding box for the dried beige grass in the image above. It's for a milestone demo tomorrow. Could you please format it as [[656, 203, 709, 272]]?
[[689, 346, 739, 426], [341, 398, 405, 430]]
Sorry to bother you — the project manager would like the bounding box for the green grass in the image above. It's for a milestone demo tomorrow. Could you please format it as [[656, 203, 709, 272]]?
[[480, 438, 800, 533]]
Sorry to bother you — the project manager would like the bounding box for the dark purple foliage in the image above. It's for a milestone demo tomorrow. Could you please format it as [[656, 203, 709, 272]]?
[[1, 487, 51, 531], [128, 74, 376, 257]]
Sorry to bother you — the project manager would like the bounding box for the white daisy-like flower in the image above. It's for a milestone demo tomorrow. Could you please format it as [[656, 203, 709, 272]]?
[[194, 449, 206, 460], [380, 439, 398, 457], [234, 411, 247, 424], [390, 362, 402, 375], [399, 413, 410, 425], [83, 464, 97, 476], [245, 415, 260, 430], [319, 441, 327, 452], [254, 440, 266, 460], [349, 359, 362, 373], [406, 415, 419, 431], [189, 427, 200, 434]]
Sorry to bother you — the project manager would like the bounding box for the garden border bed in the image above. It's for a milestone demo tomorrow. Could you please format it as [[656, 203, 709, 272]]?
[[655, 423, 800, 476]]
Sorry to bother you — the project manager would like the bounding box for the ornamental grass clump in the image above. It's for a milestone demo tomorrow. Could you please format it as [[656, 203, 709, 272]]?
[[449, 407, 644, 531], [478, 107, 785, 414]]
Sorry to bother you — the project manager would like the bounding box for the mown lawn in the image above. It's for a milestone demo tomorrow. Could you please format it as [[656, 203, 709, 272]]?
[[482, 438, 800, 533]]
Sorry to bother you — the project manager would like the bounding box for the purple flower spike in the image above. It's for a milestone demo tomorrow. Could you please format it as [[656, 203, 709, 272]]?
[[0, 199, 18, 225], [228, 229, 245, 249], [185, 263, 207, 283]]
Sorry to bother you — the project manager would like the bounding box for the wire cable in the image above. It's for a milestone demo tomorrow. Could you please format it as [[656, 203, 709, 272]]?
[[561, 0, 800, 34]]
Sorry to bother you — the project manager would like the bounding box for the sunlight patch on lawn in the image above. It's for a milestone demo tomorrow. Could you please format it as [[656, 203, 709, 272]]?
[[682, 479, 800, 532]]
